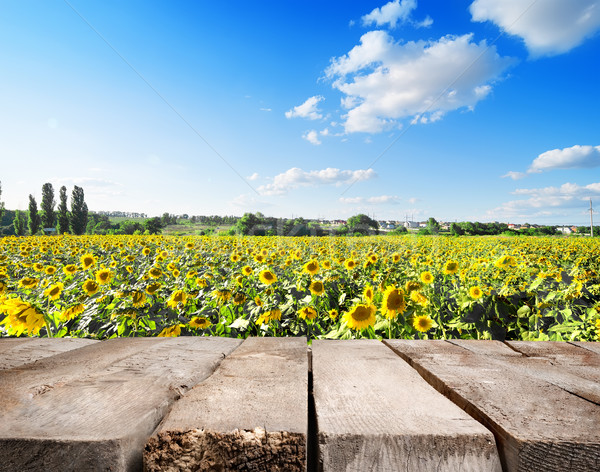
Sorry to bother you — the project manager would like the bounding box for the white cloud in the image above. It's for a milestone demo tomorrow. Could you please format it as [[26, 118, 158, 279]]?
[[339, 197, 364, 204], [257, 167, 377, 196], [502, 171, 527, 180], [325, 31, 513, 133], [528, 145, 600, 173], [362, 0, 418, 28], [231, 193, 273, 209], [285, 96, 325, 120], [470, 0, 600, 56], [260, 107, 272, 112], [408, 197, 419, 204], [302, 130, 322, 145], [247, 172, 260, 181], [488, 181, 600, 219], [339, 195, 400, 204]]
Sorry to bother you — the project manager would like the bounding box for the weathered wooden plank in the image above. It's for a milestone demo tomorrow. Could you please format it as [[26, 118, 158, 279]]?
[[144, 337, 308, 472], [448, 339, 523, 357], [0, 337, 98, 370], [507, 340, 600, 385], [0, 337, 241, 472], [385, 339, 600, 472], [312, 340, 501, 472], [570, 341, 600, 356]]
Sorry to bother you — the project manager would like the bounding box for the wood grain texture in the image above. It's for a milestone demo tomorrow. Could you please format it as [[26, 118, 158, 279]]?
[[0, 337, 241, 472], [144, 337, 307, 472], [312, 340, 501, 472], [0, 338, 98, 370], [569, 341, 600, 356], [385, 339, 600, 472]]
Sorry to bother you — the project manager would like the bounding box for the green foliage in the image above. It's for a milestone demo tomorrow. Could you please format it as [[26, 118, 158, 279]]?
[[347, 214, 379, 235], [0, 181, 4, 230], [28, 195, 41, 235], [40, 183, 56, 230], [426, 217, 440, 234], [13, 210, 27, 236], [387, 226, 408, 235], [57, 186, 70, 234], [450, 222, 464, 236], [70, 186, 88, 235], [144, 217, 164, 235]]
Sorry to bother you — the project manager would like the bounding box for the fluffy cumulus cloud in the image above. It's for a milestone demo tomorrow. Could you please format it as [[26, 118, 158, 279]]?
[[285, 96, 325, 120], [488, 181, 600, 218], [257, 167, 376, 196], [528, 145, 600, 173], [362, 0, 432, 29], [470, 0, 600, 56], [325, 31, 513, 133], [302, 130, 321, 145], [339, 195, 400, 204], [502, 171, 527, 180]]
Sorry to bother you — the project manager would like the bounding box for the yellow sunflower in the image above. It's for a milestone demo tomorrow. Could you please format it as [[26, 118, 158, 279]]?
[[413, 315, 433, 333], [420, 271, 434, 284], [131, 291, 147, 307], [157, 324, 182, 337], [309, 280, 325, 296], [443, 261, 459, 275], [145, 282, 161, 295], [363, 284, 374, 303], [62, 264, 78, 276], [469, 286, 483, 299], [259, 269, 277, 285], [60, 303, 85, 321], [298, 306, 317, 320], [167, 290, 188, 309], [0, 297, 46, 336], [342, 303, 376, 330], [189, 316, 211, 329], [381, 286, 406, 319], [81, 253, 97, 270], [18, 277, 38, 289], [303, 260, 319, 275], [44, 282, 64, 300], [95, 268, 113, 285], [82, 279, 99, 296], [148, 267, 162, 278], [344, 259, 357, 270]]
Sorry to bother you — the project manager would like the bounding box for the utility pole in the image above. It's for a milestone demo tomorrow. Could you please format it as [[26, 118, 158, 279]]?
[[590, 199, 594, 237]]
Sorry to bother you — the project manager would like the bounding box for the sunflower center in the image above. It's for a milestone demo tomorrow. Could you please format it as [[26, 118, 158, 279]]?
[[352, 306, 371, 321]]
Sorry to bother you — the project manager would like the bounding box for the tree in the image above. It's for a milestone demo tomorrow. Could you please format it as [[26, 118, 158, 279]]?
[[236, 212, 265, 235], [347, 214, 379, 235], [450, 222, 464, 236], [57, 186, 70, 234], [70, 186, 88, 235], [0, 181, 5, 228], [40, 182, 56, 230], [426, 217, 440, 234], [28, 195, 41, 235], [145, 217, 164, 235], [13, 210, 27, 236]]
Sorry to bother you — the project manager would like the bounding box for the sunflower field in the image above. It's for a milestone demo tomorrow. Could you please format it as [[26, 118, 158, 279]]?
[[1, 234, 599, 341]]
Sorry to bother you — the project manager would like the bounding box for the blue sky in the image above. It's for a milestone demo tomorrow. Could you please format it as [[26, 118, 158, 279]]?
[[1, 0, 599, 224]]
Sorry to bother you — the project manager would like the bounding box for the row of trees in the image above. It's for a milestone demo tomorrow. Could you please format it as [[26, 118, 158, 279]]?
[[234, 212, 381, 236], [0, 182, 88, 236]]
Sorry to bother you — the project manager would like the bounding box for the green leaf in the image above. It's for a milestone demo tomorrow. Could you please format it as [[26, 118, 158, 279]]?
[[229, 318, 250, 330], [517, 305, 531, 317]]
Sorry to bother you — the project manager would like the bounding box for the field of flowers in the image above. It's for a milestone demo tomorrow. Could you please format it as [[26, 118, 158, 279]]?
[[1, 234, 599, 341]]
